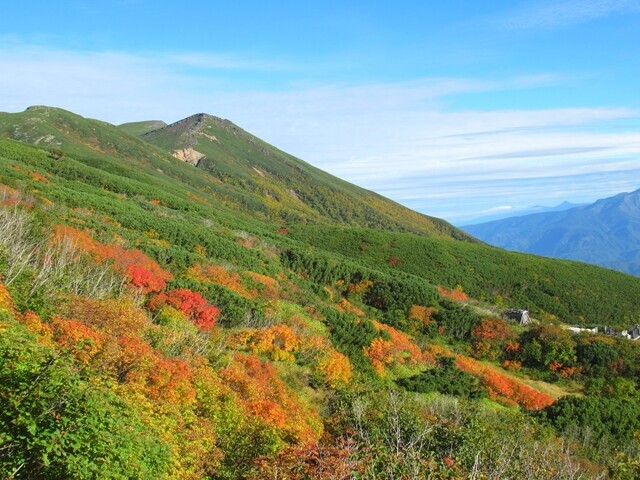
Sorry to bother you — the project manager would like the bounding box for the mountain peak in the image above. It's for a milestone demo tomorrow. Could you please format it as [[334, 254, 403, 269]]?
[[141, 112, 245, 146]]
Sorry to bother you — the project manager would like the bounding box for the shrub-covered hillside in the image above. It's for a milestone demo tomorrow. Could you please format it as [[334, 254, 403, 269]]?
[[0, 106, 468, 239], [1, 109, 639, 479]]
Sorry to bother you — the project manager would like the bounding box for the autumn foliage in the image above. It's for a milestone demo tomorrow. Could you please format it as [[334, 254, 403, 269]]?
[[231, 324, 301, 361], [0, 282, 15, 315], [436, 285, 468, 302], [220, 353, 322, 444], [51, 317, 105, 364], [317, 350, 353, 388], [149, 289, 220, 331], [364, 321, 434, 375], [245, 271, 280, 300], [336, 298, 365, 316], [187, 264, 251, 298], [471, 317, 516, 360], [454, 354, 555, 410], [52, 225, 173, 292]]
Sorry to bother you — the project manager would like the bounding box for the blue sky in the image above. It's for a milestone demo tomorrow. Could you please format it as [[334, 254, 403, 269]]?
[[1, 1, 639, 223]]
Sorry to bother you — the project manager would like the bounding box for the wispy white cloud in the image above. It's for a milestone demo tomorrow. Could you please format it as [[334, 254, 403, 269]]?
[[0, 42, 638, 222], [482, 206, 513, 213], [499, 0, 640, 30]]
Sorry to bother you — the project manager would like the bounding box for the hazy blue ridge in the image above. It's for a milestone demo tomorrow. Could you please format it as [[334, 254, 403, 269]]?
[[462, 189, 640, 276]]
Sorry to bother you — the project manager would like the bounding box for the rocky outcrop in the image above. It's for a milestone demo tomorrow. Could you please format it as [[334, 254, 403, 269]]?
[[172, 148, 205, 166]]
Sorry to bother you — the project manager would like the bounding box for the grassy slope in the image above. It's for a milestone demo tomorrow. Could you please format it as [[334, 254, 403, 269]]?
[[118, 120, 167, 137], [142, 113, 470, 239]]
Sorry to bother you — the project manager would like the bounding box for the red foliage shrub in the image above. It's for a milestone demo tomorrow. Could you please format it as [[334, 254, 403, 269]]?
[[52, 225, 172, 293], [149, 289, 220, 331], [388, 256, 402, 266]]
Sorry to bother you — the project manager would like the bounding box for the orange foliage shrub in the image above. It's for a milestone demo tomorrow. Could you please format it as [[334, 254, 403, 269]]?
[[59, 296, 148, 337], [51, 318, 105, 363], [336, 298, 365, 316], [19, 311, 53, 345], [437, 285, 468, 302], [115, 335, 156, 384], [454, 354, 554, 410], [149, 289, 220, 331], [364, 321, 435, 375], [408, 305, 435, 325], [148, 357, 196, 404], [245, 271, 279, 300], [0, 282, 15, 315], [471, 317, 516, 360], [347, 279, 373, 295], [219, 353, 322, 444], [317, 350, 353, 388], [29, 171, 51, 184], [407, 305, 436, 334], [502, 360, 522, 372], [187, 264, 251, 298], [52, 225, 172, 293]]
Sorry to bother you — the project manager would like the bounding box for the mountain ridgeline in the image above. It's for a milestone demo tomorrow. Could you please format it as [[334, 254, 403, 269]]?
[[141, 112, 471, 239], [463, 189, 640, 276], [1, 105, 640, 479]]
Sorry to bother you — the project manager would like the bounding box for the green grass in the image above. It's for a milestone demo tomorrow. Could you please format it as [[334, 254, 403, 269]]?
[[118, 120, 167, 137]]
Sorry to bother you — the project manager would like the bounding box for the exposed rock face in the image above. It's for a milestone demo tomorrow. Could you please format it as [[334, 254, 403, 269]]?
[[172, 147, 205, 166], [198, 132, 219, 143]]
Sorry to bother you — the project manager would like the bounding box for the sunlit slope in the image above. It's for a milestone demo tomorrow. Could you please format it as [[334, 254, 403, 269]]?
[[118, 120, 167, 137], [141, 113, 471, 238], [285, 224, 640, 325], [0, 106, 469, 238]]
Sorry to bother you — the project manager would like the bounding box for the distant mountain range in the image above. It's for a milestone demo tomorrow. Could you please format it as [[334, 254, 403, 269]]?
[[459, 201, 585, 226], [462, 189, 640, 276]]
